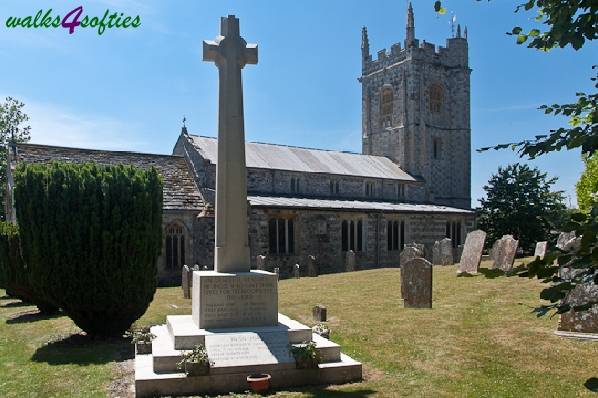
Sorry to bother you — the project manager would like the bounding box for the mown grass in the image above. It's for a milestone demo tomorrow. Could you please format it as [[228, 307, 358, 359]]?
[[0, 260, 596, 397]]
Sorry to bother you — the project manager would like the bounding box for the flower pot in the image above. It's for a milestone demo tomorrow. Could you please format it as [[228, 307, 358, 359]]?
[[135, 342, 152, 355], [247, 374, 271, 393], [184, 362, 209, 377]]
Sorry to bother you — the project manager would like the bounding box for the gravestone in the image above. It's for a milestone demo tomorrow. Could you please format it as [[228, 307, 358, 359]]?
[[556, 231, 577, 250], [182, 265, 192, 299], [558, 278, 598, 334], [256, 255, 267, 271], [534, 241, 547, 260], [294, 263, 301, 278], [454, 244, 464, 264], [400, 246, 423, 266], [307, 255, 318, 277], [346, 250, 356, 272], [432, 238, 453, 266], [401, 258, 432, 308], [495, 235, 518, 272], [274, 267, 280, 279], [489, 239, 501, 266], [406, 242, 424, 253], [458, 230, 486, 274], [312, 304, 327, 322]]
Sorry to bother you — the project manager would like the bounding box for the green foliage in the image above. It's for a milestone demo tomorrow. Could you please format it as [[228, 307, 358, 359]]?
[[290, 341, 321, 369], [0, 97, 31, 221], [478, 164, 566, 252], [127, 326, 156, 344], [13, 161, 163, 337], [0, 221, 58, 312], [177, 344, 211, 376], [576, 153, 598, 213]]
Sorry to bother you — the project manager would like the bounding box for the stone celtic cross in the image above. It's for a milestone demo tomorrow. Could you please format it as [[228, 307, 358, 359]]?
[[203, 15, 258, 273]]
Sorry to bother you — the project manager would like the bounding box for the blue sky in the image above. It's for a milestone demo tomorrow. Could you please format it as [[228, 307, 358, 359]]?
[[0, 0, 595, 208]]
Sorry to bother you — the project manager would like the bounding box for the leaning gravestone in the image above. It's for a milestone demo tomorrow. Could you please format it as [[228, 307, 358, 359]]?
[[534, 241, 547, 260], [489, 239, 501, 266], [307, 255, 318, 277], [346, 250, 356, 272], [182, 265, 192, 299], [401, 258, 433, 308], [400, 246, 423, 266], [434, 238, 453, 265], [556, 231, 576, 250], [256, 254, 267, 271], [558, 266, 598, 335], [458, 230, 486, 274], [495, 235, 518, 272]]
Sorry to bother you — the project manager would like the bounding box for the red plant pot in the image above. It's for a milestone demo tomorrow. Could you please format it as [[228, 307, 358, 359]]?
[[247, 373, 271, 393]]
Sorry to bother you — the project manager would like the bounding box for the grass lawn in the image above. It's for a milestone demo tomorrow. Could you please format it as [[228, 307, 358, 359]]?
[[1, 260, 597, 397]]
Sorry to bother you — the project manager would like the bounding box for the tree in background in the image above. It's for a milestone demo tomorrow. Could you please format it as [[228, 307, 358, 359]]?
[[478, 164, 566, 252], [0, 97, 31, 220], [576, 154, 598, 213], [14, 162, 163, 337]]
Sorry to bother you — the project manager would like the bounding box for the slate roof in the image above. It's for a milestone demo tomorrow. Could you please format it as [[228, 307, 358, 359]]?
[[248, 195, 473, 214], [188, 134, 417, 182], [15, 143, 206, 211]]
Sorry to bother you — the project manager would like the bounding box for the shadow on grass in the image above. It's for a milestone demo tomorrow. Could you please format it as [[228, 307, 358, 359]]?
[[478, 268, 505, 279], [6, 309, 63, 324], [585, 377, 598, 392], [0, 294, 12, 300], [456, 272, 477, 278], [32, 333, 133, 365], [282, 386, 377, 398]]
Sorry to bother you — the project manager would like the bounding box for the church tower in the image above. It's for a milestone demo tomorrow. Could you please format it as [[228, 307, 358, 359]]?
[[360, 3, 471, 209]]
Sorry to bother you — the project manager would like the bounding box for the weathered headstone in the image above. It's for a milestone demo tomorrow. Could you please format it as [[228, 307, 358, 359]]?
[[534, 241, 548, 260], [558, 267, 598, 334], [312, 304, 327, 322], [495, 235, 518, 272], [489, 239, 501, 266], [406, 242, 425, 253], [256, 255, 267, 271], [346, 250, 356, 272], [432, 238, 453, 266], [294, 263, 301, 278], [400, 246, 423, 266], [274, 267, 280, 280], [182, 264, 192, 299], [458, 230, 486, 274], [556, 231, 576, 250], [401, 258, 432, 308], [307, 255, 318, 277]]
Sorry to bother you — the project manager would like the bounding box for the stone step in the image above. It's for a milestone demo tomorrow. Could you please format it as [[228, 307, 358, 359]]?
[[136, 351, 362, 397], [310, 333, 341, 363], [166, 313, 312, 350]]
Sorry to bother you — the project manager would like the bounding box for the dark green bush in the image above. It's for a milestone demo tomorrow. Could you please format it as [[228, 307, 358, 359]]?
[[14, 162, 163, 337], [0, 222, 58, 312]]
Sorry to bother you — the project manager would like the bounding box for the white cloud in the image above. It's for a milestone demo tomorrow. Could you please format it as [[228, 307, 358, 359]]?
[[21, 99, 148, 151]]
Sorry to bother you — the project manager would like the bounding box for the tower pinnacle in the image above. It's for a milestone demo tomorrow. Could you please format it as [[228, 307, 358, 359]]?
[[361, 26, 370, 64], [406, 2, 415, 47], [456, 23, 462, 38]]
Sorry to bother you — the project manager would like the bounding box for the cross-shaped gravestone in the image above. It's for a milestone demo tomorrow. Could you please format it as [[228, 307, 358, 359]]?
[[203, 15, 258, 273]]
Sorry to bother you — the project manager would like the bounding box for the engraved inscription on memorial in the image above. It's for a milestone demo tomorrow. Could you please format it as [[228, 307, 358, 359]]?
[[200, 275, 277, 327], [205, 332, 293, 367]]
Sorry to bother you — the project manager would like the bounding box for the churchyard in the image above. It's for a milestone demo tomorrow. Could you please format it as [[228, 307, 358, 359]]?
[[1, 260, 597, 397]]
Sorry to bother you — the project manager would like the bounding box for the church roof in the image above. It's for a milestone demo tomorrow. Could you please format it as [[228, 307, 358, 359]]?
[[14, 143, 206, 211], [187, 134, 417, 182], [248, 195, 473, 214]]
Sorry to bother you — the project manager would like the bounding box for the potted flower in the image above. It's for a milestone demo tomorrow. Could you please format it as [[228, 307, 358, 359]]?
[[290, 341, 321, 369], [177, 344, 212, 376], [246, 373, 272, 393], [312, 323, 330, 339], [129, 326, 156, 355]]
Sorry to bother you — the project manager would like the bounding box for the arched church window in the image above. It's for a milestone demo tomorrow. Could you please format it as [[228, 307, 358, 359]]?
[[165, 223, 186, 270], [380, 86, 393, 127], [430, 84, 443, 113]]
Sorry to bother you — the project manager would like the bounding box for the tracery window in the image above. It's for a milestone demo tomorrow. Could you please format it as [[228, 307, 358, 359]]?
[[165, 223, 186, 270], [430, 84, 443, 113], [380, 86, 393, 127]]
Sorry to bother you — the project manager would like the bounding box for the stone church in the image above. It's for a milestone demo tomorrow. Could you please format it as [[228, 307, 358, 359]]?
[[6, 6, 475, 283]]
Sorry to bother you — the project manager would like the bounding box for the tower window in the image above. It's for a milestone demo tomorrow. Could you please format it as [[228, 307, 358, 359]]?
[[380, 86, 393, 127], [430, 84, 443, 113], [433, 138, 441, 160]]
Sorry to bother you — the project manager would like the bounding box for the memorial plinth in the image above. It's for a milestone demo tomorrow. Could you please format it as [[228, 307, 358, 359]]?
[[192, 270, 278, 329]]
